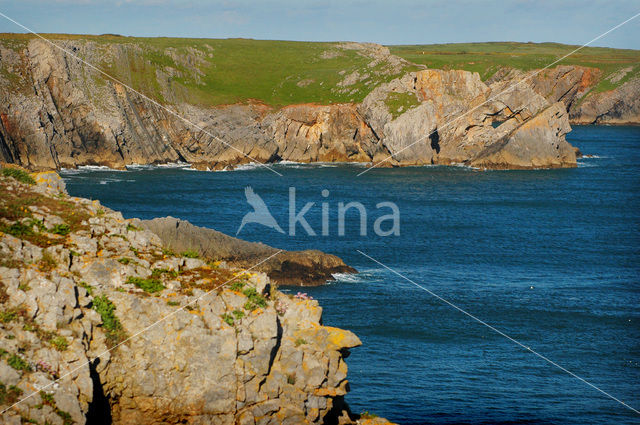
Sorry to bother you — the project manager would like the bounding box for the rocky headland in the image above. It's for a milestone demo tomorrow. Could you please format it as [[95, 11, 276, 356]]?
[[1, 37, 636, 172], [0, 169, 393, 425], [140, 216, 356, 287]]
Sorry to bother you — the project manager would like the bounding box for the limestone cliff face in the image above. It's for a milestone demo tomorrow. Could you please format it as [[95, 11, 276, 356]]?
[[488, 65, 640, 125], [0, 171, 393, 424], [0, 39, 276, 171], [0, 38, 586, 171], [269, 104, 385, 163], [358, 69, 576, 169]]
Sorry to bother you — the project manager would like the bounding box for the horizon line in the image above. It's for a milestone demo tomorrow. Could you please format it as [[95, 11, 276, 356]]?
[[0, 31, 638, 51]]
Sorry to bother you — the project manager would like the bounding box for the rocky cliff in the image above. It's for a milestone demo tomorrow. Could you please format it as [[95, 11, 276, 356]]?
[[0, 37, 587, 171], [487, 65, 640, 125], [140, 217, 356, 286], [0, 169, 393, 424]]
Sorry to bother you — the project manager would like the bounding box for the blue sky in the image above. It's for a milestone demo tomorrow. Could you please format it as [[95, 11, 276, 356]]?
[[0, 0, 638, 49]]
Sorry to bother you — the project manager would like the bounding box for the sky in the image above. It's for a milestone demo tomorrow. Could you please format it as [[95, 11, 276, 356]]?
[[0, 0, 638, 49]]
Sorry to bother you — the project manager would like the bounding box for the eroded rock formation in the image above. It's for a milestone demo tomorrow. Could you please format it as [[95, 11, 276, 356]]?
[[140, 216, 356, 286], [0, 171, 393, 424]]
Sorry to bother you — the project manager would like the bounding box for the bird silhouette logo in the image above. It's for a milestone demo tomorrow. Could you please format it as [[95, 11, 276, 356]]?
[[236, 187, 285, 235]]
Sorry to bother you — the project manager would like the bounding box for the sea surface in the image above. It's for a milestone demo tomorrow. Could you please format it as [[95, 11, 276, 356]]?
[[61, 125, 640, 425]]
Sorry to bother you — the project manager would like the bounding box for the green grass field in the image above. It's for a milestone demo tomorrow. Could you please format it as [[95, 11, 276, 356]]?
[[1, 34, 638, 106], [389, 42, 640, 92], [0, 33, 419, 106]]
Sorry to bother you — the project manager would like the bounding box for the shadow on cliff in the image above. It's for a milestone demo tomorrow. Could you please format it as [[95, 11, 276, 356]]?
[[86, 358, 113, 425]]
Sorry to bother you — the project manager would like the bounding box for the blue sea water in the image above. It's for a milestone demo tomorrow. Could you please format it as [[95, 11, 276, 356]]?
[[61, 125, 640, 425]]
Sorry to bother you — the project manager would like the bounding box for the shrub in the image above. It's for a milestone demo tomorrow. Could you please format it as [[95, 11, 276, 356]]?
[[1, 167, 35, 185], [126, 276, 165, 293], [229, 281, 245, 291], [27, 218, 46, 232], [182, 249, 199, 258], [232, 310, 244, 320], [39, 391, 55, 406], [50, 223, 70, 236], [242, 287, 267, 311], [51, 336, 68, 351], [1, 222, 35, 238], [92, 295, 126, 347], [0, 309, 18, 323], [8, 354, 31, 372], [166, 300, 180, 307], [221, 313, 234, 326], [117, 257, 131, 265], [294, 338, 307, 347]]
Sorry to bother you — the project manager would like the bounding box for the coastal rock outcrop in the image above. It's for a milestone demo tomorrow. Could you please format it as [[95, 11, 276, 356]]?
[[269, 104, 385, 163], [358, 69, 576, 168], [0, 170, 392, 424], [568, 77, 640, 124], [140, 216, 356, 286], [488, 65, 640, 125]]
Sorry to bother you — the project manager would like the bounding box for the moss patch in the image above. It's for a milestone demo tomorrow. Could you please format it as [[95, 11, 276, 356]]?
[[384, 91, 420, 119]]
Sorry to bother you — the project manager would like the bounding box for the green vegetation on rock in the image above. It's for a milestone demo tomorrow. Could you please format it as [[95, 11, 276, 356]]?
[[0, 382, 23, 405], [181, 249, 200, 258], [126, 276, 165, 293], [1, 168, 35, 185], [242, 287, 267, 311], [92, 295, 126, 347], [7, 354, 31, 372], [384, 91, 421, 119]]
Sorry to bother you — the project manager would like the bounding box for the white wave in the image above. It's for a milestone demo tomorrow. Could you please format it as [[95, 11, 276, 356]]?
[[77, 165, 127, 172], [156, 162, 192, 168], [125, 164, 153, 170], [331, 272, 365, 283], [580, 154, 605, 159], [234, 162, 263, 171], [277, 160, 303, 165]]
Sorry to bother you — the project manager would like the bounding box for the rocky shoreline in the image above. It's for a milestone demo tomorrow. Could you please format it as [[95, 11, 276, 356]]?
[[1, 38, 636, 172], [0, 169, 393, 424]]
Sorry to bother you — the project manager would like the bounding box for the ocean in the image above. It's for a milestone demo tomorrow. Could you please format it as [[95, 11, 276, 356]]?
[[61, 125, 640, 424]]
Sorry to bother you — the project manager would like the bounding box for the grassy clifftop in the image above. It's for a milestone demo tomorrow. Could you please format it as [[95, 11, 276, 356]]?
[[0, 33, 419, 106], [0, 34, 638, 107], [389, 41, 640, 92]]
